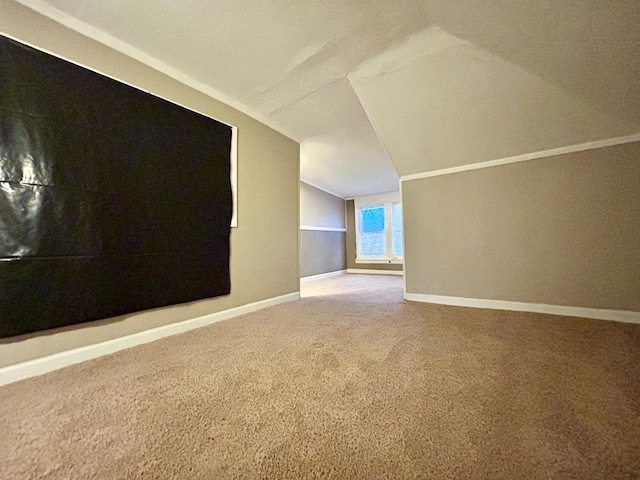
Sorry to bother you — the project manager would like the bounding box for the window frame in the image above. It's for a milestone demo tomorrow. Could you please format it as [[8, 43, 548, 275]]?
[[391, 201, 403, 258], [354, 192, 403, 264]]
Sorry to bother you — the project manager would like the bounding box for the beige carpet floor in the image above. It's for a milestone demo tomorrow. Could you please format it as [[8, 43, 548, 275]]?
[[1, 274, 639, 479]]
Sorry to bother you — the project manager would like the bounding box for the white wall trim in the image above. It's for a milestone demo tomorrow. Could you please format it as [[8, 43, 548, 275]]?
[[400, 133, 640, 182], [230, 126, 238, 228], [400, 179, 408, 299], [347, 269, 403, 276], [299, 179, 345, 200], [0, 26, 241, 230], [404, 293, 640, 324], [300, 225, 347, 232], [3, 7, 233, 130], [11, 0, 298, 142], [300, 270, 346, 283], [0, 292, 300, 386]]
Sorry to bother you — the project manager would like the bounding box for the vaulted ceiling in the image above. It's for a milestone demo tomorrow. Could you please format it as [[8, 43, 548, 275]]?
[[14, 0, 640, 198]]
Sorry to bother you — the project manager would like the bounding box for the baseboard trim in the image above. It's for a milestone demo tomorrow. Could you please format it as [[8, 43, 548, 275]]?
[[347, 268, 403, 276], [0, 292, 300, 386], [404, 293, 640, 324], [300, 270, 346, 283]]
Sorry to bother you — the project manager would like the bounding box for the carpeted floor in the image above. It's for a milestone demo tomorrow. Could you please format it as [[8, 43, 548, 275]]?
[[1, 274, 639, 479]]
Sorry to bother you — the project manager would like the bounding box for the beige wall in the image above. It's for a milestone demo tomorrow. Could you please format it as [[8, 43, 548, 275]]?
[[345, 200, 403, 272], [300, 181, 345, 229], [299, 182, 346, 277], [0, 1, 300, 367], [299, 231, 346, 278], [403, 141, 640, 312]]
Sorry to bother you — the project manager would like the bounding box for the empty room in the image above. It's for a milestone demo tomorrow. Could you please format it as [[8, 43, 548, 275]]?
[[0, 1, 639, 478]]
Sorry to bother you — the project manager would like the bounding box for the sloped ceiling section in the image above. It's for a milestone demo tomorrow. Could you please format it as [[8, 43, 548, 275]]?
[[349, 27, 639, 177], [14, 0, 433, 198], [10, 0, 640, 196], [425, 0, 640, 129]]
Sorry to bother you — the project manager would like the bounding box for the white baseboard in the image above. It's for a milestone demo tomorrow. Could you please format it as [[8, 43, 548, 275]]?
[[300, 270, 346, 283], [404, 293, 640, 324], [0, 292, 300, 387], [347, 268, 403, 276]]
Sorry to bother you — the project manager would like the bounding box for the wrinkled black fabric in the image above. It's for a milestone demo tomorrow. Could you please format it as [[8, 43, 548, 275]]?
[[0, 35, 232, 338]]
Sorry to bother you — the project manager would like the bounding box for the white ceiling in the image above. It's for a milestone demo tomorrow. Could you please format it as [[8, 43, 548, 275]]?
[[14, 0, 640, 198]]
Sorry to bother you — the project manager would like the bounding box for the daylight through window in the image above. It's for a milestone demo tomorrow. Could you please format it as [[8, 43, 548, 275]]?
[[355, 193, 403, 263]]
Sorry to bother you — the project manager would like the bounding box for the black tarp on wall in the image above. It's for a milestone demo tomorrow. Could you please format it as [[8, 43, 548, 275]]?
[[0, 35, 232, 339]]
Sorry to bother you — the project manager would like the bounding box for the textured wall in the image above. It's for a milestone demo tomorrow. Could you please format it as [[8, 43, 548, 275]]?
[[299, 182, 346, 277], [299, 230, 346, 278], [403, 141, 640, 312], [0, 1, 299, 367], [300, 182, 345, 229]]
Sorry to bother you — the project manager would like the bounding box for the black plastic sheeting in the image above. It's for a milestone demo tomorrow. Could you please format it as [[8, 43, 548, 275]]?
[[0, 35, 232, 338]]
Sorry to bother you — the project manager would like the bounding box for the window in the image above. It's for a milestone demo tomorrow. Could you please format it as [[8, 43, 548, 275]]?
[[359, 205, 386, 258], [392, 202, 403, 257], [355, 193, 403, 263]]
